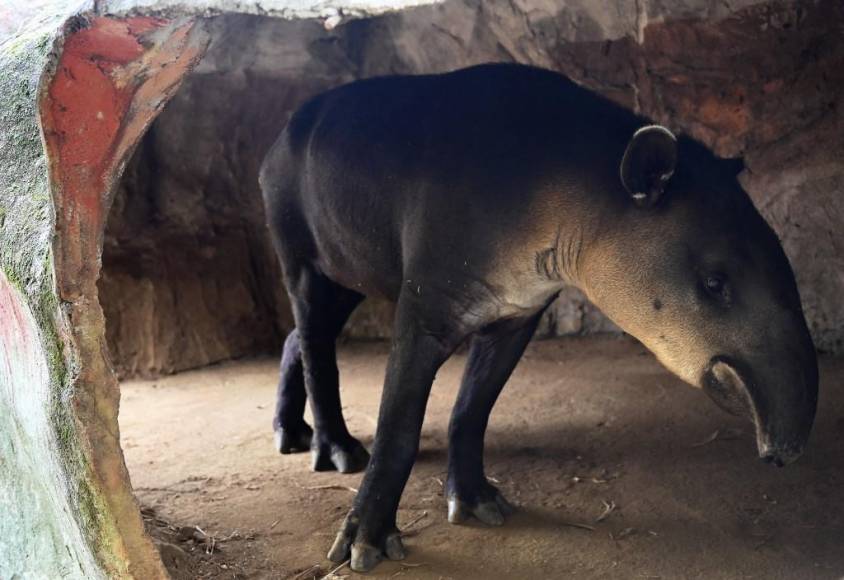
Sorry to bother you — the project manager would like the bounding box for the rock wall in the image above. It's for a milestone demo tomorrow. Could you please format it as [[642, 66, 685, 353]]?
[[101, 0, 844, 377], [0, 2, 841, 576], [1, 10, 212, 579]]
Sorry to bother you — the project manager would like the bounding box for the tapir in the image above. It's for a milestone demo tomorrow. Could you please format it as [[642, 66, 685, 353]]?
[[259, 63, 818, 572]]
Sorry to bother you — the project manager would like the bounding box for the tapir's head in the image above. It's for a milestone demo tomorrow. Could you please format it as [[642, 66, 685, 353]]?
[[581, 125, 818, 466]]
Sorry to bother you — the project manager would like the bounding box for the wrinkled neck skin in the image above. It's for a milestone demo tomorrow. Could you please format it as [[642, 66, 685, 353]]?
[[538, 192, 617, 295], [522, 183, 610, 292]]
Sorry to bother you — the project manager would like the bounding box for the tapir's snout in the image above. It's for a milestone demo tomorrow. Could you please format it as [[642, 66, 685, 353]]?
[[702, 351, 817, 467]]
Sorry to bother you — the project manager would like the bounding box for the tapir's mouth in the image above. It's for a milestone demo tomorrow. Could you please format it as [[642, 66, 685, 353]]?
[[701, 356, 807, 467], [701, 356, 754, 418]]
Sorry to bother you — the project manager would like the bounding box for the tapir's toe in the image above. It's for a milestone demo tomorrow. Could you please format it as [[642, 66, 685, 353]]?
[[350, 543, 381, 572], [274, 422, 313, 454], [332, 444, 371, 474], [327, 522, 353, 563], [328, 513, 404, 572], [384, 532, 407, 560], [311, 436, 370, 473], [447, 487, 515, 526]]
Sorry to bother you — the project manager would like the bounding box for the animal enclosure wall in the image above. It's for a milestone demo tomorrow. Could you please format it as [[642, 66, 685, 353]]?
[[100, 11, 618, 378], [1, 1, 843, 578], [104, 0, 844, 378]]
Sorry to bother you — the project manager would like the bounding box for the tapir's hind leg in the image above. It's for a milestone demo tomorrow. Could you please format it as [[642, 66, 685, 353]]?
[[446, 309, 545, 526], [272, 329, 312, 454], [284, 267, 368, 473]]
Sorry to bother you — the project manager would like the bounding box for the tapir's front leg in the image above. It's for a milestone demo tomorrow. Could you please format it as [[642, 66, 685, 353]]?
[[328, 295, 463, 572], [446, 308, 547, 525]]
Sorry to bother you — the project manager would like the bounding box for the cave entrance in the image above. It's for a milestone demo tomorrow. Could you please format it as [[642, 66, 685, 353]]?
[[99, 13, 400, 578], [99, 12, 405, 379], [87, 6, 844, 579], [26, 0, 841, 576]]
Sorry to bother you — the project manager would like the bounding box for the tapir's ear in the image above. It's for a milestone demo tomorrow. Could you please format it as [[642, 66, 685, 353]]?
[[620, 125, 677, 208]]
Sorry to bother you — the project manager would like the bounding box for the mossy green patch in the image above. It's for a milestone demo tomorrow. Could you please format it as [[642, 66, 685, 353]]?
[[0, 13, 108, 579]]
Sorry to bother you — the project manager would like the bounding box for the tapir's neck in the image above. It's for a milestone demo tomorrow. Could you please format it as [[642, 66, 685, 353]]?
[[540, 224, 585, 287], [532, 184, 619, 294]]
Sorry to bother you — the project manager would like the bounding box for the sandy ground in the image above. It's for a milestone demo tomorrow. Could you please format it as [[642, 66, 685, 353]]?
[[120, 336, 844, 580]]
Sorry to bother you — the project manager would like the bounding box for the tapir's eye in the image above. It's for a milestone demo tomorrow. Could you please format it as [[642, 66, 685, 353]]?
[[704, 275, 724, 293], [702, 273, 730, 303]]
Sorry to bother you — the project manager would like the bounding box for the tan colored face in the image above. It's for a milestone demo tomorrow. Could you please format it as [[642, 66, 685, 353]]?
[[578, 189, 817, 466], [579, 124, 818, 466], [580, 217, 714, 387]]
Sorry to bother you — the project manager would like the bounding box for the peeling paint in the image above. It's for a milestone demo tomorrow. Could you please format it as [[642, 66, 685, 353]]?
[[40, 15, 210, 579]]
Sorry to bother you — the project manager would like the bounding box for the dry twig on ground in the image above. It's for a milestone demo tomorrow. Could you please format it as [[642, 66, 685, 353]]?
[[596, 500, 617, 523], [304, 484, 359, 493]]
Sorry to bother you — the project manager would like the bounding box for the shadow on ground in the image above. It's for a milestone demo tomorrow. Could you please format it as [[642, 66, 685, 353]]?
[[120, 336, 844, 580]]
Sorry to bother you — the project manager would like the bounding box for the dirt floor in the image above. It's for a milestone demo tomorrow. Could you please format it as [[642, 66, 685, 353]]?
[[119, 335, 844, 580]]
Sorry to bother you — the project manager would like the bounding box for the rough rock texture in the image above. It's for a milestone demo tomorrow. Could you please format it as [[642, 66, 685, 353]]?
[[100, 122, 293, 378], [1, 1, 843, 578], [41, 16, 212, 580], [0, 17, 106, 579], [102, 0, 844, 377], [0, 9, 212, 580]]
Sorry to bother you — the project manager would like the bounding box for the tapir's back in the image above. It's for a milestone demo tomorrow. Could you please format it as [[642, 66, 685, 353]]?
[[260, 63, 641, 299], [284, 63, 639, 192]]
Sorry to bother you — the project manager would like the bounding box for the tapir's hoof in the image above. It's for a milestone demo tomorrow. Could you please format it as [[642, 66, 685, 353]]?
[[274, 422, 313, 454], [311, 435, 370, 474], [447, 486, 515, 526], [328, 513, 405, 572]]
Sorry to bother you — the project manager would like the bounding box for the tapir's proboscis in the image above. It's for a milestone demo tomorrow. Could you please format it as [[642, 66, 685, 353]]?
[[259, 63, 818, 572]]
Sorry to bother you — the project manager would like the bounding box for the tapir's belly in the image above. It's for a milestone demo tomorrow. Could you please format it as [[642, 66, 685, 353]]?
[[308, 220, 559, 332]]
